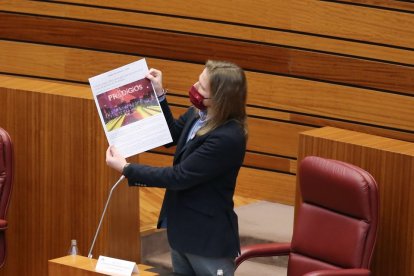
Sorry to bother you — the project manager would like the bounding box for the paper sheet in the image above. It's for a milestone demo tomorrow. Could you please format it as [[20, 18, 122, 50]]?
[[89, 59, 172, 157]]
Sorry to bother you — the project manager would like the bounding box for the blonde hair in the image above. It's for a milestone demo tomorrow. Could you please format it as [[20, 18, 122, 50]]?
[[197, 60, 248, 137]]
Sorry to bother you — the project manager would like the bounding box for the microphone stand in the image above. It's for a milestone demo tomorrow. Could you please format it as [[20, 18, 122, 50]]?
[[88, 175, 125, 259]]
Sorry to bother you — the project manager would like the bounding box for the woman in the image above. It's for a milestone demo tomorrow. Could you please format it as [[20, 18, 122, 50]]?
[[106, 60, 248, 275]]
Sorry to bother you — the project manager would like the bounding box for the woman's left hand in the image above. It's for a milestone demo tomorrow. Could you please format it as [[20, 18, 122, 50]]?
[[106, 145, 127, 173], [146, 68, 164, 96]]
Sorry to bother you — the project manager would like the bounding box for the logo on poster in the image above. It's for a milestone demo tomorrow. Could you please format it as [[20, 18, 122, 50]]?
[[108, 84, 143, 101]]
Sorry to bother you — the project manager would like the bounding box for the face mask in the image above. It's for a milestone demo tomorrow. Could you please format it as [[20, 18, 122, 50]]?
[[189, 85, 209, 110]]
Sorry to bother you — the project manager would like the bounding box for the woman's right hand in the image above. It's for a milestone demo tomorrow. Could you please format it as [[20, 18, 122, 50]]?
[[106, 145, 127, 173], [146, 68, 164, 96]]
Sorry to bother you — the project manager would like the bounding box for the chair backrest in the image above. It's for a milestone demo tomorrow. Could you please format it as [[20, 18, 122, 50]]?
[[288, 156, 379, 276], [0, 127, 13, 268]]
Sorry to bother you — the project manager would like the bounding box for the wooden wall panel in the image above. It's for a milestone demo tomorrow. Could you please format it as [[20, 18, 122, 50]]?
[[0, 0, 412, 65], [46, 0, 414, 48], [247, 71, 414, 131], [1, 41, 413, 136], [247, 118, 311, 157], [236, 168, 296, 205], [1, 12, 413, 95], [0, 86, 141, 275], [330, 0, 414, 12]]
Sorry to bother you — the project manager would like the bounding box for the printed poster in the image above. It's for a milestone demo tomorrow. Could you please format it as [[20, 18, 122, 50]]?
[[89, 59, 172, 157]]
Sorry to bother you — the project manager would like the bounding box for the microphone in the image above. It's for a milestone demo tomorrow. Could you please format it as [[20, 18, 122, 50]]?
[[88, 175, 125, 259]]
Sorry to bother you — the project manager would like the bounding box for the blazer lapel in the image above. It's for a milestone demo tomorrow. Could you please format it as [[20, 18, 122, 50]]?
[[174, 116, 198, 164]]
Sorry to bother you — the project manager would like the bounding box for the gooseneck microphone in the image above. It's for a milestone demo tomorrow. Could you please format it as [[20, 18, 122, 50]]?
[[88, 175, 125, 259]]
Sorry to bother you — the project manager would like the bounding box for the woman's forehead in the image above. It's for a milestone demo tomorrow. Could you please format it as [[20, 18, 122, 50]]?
[[199, 68, 210, 89]]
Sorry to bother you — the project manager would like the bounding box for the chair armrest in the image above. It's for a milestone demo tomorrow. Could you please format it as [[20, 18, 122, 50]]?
[[304, 268, 371, 276], [235, 242, 291, 268], [0, 219, 7, 230]]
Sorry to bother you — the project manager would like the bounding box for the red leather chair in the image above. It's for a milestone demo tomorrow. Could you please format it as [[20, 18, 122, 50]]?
[[236, 156, 379, 276], [0, 127, 13, 268]]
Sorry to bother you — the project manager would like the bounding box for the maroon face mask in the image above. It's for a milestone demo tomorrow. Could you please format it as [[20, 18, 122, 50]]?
[[189, 85, 209, 110]]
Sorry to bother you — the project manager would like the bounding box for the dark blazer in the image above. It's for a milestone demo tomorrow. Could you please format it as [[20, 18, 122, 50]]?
[[123, 99, 246, 258]]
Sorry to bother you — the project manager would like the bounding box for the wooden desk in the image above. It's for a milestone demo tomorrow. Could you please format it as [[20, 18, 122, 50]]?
[[0, 81, 141, 275], [49, 255, 159, 276]]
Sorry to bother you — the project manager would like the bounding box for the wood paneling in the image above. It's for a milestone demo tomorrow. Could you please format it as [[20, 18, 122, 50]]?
[[2, 70, 414, 173], [1, 42, 414, 137], [248, 117, 311, 157], [237, 167, 296, 205], [0, 87, 140, 275], [288, 113, 414, 143], [47, 0, 414, 48], [331, 0, 414, 12], [48, 255, 157, 276], [1, 0, 412, 65], [0, 40, 201, 90], [241, 152, 297, 174], [297, 127, 414, 276], [246, 70, 414, 131], [0, 73, 92, 99], [1, 13, 413, 94]]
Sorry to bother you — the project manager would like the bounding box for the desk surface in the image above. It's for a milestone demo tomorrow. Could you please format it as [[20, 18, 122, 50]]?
[[49, 255, 159, 276]]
